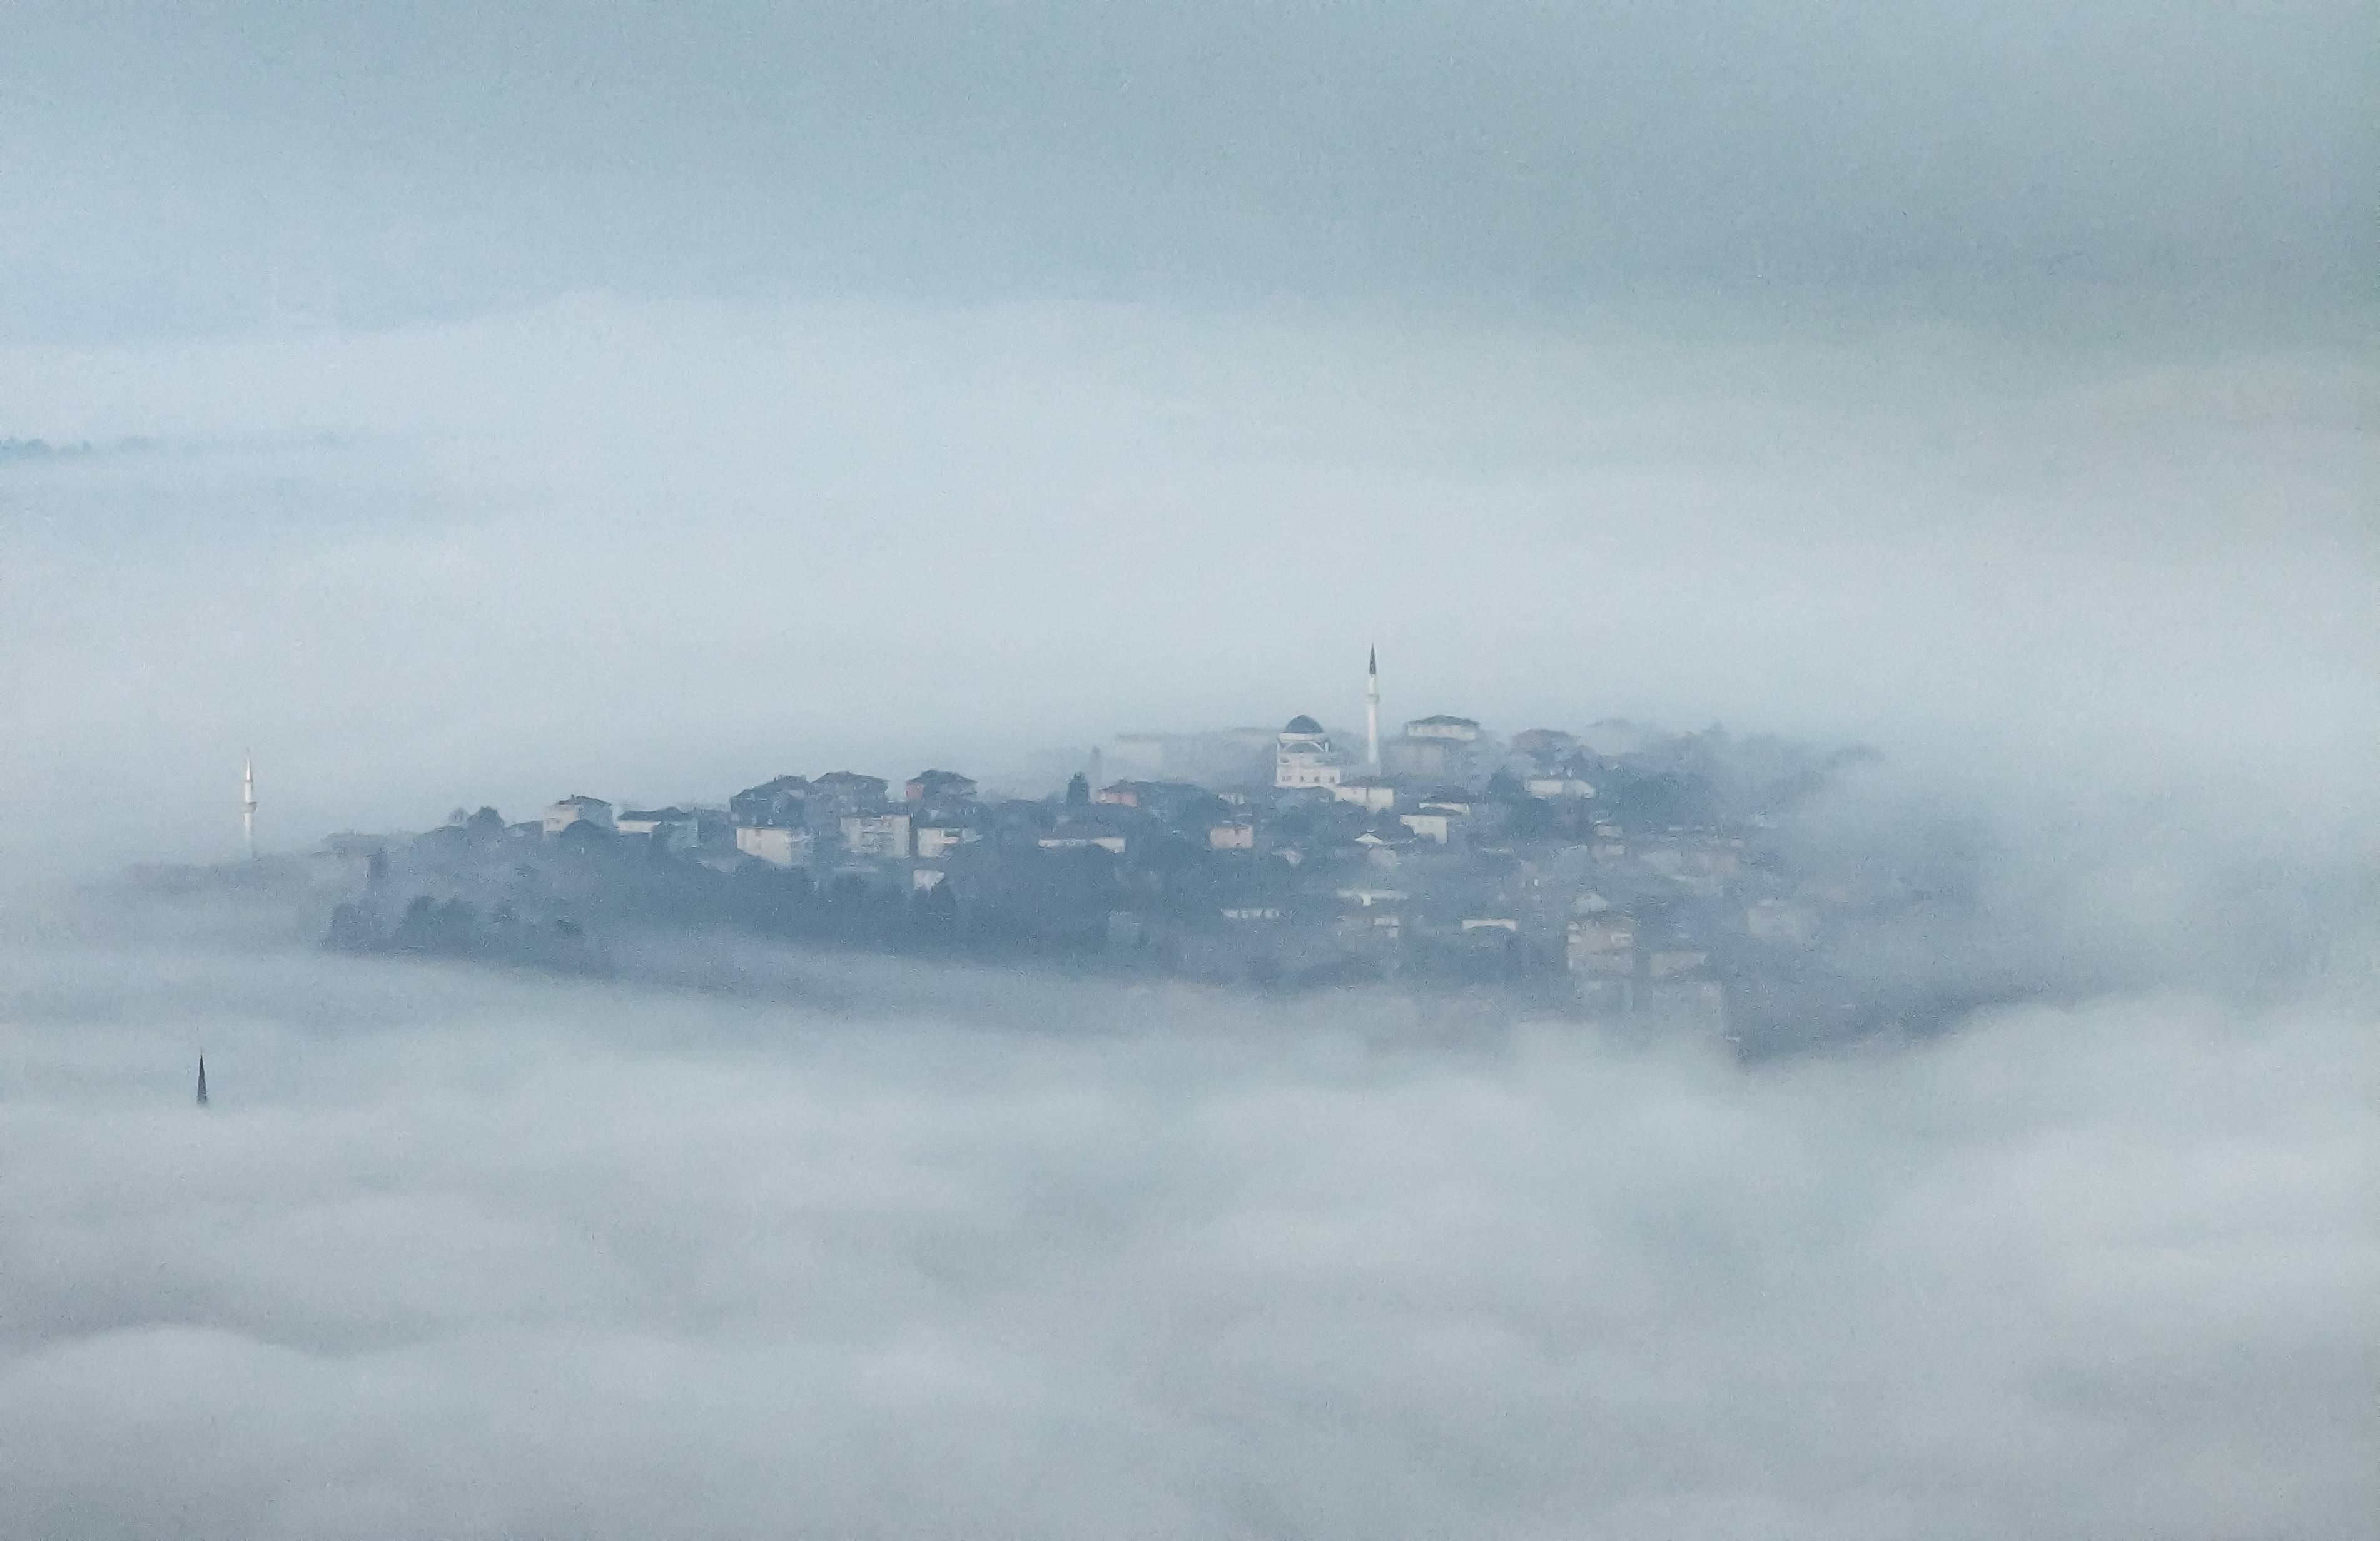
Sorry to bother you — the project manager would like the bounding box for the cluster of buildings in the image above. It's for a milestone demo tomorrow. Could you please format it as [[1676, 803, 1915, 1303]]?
[[490, 651, 1840, 1029]]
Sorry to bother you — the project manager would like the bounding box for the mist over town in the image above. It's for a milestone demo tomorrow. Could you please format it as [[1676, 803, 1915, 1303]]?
[[2, 3, 2374, 1536]]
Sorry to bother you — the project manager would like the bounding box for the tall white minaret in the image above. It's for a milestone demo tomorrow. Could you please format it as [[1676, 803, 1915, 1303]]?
[[242, 753, 258, 860], [1365, 646, 1381, 770]]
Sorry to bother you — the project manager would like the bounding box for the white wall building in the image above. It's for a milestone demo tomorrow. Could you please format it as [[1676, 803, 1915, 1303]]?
[[1330, 776, 1399, 811], [615, 806, 698, 852], [1399, 810, 1456, 843], [1040, 833, 1127, 855], [914, 823, 976, 859], [1274, 715, 1344, 789], [840, 811, 913, 860], [736, 825, 811, 867], [542, 796, 614, 835]]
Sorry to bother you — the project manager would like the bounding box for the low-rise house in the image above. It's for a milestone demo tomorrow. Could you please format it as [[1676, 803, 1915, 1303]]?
[[1220, 905, 1284, 922], [1330, 775, 1400, 812], [1525, 775, 1597, 800], [1133, 781, 1228, 823], [904, 770, 978, 805], [615, 806, 699, 853], [1338, 910, 1403, 941], [1648, 948, 1709, 979], [542, 795, 614, 836], [813, 771, 890, 813], [729, 775, 813, 828], [914, 822, 978, 859], [1209, 820, 1256, 850], [1399, 810, 1457, 844], [736, 825, 811, 868], [1336, 887, 1408, 909], [1041, 833, 1127, 855], [840, 811, 913, 859], [1567, 914, 1635, 975]]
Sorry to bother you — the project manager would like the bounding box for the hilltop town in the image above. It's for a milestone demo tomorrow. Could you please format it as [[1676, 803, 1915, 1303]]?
[[300, 654, 1984, 1052]]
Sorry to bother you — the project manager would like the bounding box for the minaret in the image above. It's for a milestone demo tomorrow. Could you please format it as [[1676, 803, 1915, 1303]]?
[[242, 753, 258, 860], [1365, 646, 1382, 770], [196, 1054, 210, 1108]]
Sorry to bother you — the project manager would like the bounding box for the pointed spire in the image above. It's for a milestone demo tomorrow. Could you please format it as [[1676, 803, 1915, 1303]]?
[[1364, 644, 1382, 768], [196, 1054, 210, 1108]]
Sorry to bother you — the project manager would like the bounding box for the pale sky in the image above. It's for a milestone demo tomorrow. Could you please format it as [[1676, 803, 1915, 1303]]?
[[0, 1, 2370, 341]]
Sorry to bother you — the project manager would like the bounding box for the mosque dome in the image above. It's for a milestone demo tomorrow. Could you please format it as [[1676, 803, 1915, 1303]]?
[[1284, 714, 1324, 734]]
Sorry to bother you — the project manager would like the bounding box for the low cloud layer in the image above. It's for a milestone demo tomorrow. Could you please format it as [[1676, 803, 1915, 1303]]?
[[3, 298, 2372, 875], [3, 890, 2372, 1539]]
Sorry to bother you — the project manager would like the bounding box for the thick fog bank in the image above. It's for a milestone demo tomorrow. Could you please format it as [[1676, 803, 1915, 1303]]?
[[3, 296, 2372, 877], [2, 910, 2372, 1538]]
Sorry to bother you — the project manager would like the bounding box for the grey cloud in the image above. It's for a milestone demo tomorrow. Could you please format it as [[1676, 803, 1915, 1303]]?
[[1, 2, 2369, 340], [1, 890, 2373, 1538]]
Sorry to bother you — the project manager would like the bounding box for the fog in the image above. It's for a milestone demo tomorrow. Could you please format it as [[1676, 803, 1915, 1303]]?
[[4, 298, 2373, 874], [0, 883, 2371, 1540], [3, 4, 2376, 1533], [3, 3, 2372, 869]]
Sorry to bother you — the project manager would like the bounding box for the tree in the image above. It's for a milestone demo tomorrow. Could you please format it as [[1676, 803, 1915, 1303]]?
[[1065, 772, 1090, 806], [1504, 797, 1557, 842]]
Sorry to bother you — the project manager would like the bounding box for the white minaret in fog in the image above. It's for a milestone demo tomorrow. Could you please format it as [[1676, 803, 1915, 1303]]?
[[1365, 646, 1382, 769], [242, 753, 258, 860]]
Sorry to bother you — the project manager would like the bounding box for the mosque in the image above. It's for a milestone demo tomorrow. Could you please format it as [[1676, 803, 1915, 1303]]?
[[1274, 647, 1385, 789]]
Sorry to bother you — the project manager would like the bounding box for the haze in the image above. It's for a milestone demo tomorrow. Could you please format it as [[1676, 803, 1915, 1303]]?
[[1, 4, 2374, 1536]]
